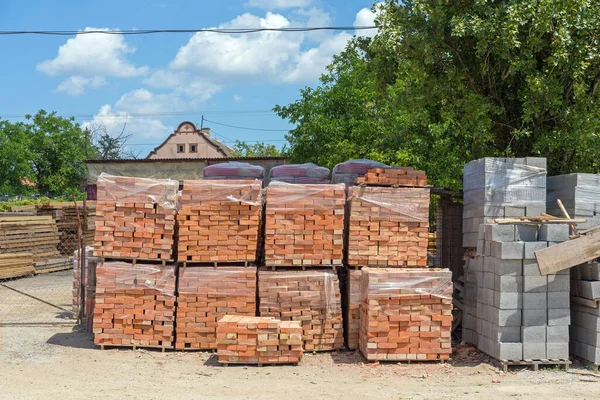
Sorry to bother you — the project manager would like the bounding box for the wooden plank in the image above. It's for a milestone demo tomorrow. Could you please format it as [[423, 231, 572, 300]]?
[[489, 218, 586, 225], [571, 295, 600, 309], [535, 228, 600, 275]]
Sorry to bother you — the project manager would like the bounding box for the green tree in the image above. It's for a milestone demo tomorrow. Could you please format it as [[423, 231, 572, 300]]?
[[0, 120, 33, 196], [232, 140, 283, 157], [87, 120, 140, 160]]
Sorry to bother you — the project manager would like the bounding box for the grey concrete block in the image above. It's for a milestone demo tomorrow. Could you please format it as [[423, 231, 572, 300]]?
[[524, 241, 548, 259], [484, 205, 505, 218], [523, 275, 547, 293], [546, 325, 569, 342], [491, 308, 522, 326], [547, 292, 570, 309], [577, 280, 600, 300], [524, 157, 547, 169], [496, 342, 523, 361], [515, 225, 538, 242], [494, 326, 521, 342], [522, 259, 542, 276], [495, 275, 523, 292], [523, 293, 547, 310], [521, 325, 546, 343], [494, 291, 523, 309], [548, 308, 570, 326], [485, 224, 515, 242], [526, 205, 546, 217], [523, 342, 546, 359], [547, 274, 570, 292], [523, 309, 547, 326], [546, 342, 569, 359], [539, 224, 570, 242], [494, 259, 523, 276], [493, 241, 525, 260], [505, 206, 526, 217]]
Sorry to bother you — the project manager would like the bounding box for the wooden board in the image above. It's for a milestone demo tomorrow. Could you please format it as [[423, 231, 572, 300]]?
[[535, 228, 600, 275]]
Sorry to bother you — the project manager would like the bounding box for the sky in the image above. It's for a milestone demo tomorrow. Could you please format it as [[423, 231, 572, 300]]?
[[0, 0, 379, 157]]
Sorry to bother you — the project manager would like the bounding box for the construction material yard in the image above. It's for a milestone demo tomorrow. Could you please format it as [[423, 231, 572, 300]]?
[[1, 325, 599, 399]]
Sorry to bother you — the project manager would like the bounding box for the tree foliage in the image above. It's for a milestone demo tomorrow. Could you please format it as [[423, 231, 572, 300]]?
[[232, 140, 282, 157], [277, 0, 600, 189]]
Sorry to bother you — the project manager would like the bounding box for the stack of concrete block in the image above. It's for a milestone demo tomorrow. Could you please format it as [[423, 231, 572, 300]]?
[[175, 267, 257, 350], [570, 261, 600, 363], [177, 180, 263, 263], [216, 315, 303, 365], [258, 268, 344, 351], [464, 223, 570, 360], [463, 158, 547, 249], [547, 174, 600, 231]]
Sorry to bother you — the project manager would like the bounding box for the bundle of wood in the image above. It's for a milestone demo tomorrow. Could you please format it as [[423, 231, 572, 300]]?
[[217, 315, 303, 365], [258, 268, 344, 351], [175, 266, 257, 350], [0, 253, 35, 279], [93, 261, 176, 349], [93, 174, 178, 261], [269, 163, 331, 184], [0, 215, 60, 262], [356, 167, 428, 186], [347, 186, 430, 267], [177, 180, 262, 263], [359, 268, 453, 361], [264, 182, 345, 267]]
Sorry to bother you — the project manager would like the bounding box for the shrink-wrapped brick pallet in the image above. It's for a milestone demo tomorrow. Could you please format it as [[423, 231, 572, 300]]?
[[347, 186, 430, 267], [93, 173, 178, 261], [345, 269, 361, 350], [177, 180, 262, 263], [270, 163, 331, 184], [203, 161, 265, 181], [356, 167, 428, 186], [175, 267, 257, 350], [359, 268, 453, 361], [332, 159, 389, 186], [93, 261, 176, 350], [258, 268, 344, 351], [264, 182, 345, 267], [217, 315, 303, 365]]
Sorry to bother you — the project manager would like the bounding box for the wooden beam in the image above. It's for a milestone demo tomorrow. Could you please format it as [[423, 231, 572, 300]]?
[[535, 228, 600, 275]]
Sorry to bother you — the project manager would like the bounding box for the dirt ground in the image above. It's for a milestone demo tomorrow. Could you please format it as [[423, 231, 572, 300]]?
[[1, 326, 599, 399]]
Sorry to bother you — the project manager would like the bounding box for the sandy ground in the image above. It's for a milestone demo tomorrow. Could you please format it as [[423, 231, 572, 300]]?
[[1, 326, 599, 400]]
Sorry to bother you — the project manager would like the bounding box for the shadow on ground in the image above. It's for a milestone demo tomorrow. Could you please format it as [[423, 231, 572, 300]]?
[[47, 330, 95, 349]]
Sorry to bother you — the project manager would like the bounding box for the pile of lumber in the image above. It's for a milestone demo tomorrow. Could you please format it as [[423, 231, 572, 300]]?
[[258, 268, 344, 351], [93, 261, 176, 349], [0, 215, 60, 262], [217, 315, 303, 365], [0, 253, 34, 279], [359, 268, 453, 361], [93, 174, 178, 260], [347, 186, 430, 267], [264, 182, 345, 267], [356, 167, 428, 186], [269, 163, 331, 184], [176, 267, 257, 350], [177, 180, 262, 263]]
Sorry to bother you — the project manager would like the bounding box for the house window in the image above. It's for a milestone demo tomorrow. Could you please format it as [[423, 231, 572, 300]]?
[[189, 144, 198, 153], [177, 144, 185, 153]]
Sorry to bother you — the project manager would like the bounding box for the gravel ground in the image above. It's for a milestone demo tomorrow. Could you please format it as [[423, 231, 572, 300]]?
[[1, 325, 600, 399]]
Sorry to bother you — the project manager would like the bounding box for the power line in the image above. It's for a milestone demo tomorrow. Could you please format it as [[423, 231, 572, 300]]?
[[0, 109, 276, 119], [203, 118, 289, 132], [0, 26, 376, 36]]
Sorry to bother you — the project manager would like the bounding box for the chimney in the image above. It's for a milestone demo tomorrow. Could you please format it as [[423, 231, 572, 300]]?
[[201, 127, 211, 136]]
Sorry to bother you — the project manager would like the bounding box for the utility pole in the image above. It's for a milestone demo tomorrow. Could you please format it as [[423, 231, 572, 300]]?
[[200, 115, 204, 130]]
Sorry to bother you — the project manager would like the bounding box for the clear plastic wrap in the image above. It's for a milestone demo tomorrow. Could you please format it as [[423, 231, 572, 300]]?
[[96, 173, 179, 209], [332, 159, 390, 185], [181, 179, 263, 207], [177, 266, 257, 296], [270, 163, 331, 183], [95, 261, 176, 297], [265, 181, 346, 211], [203, 161, 265, 180], [348, 186, 430, 222], [360, 268, 453, 302]]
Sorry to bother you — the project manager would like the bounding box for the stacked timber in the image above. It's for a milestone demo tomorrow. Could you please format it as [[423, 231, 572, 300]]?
[[216, 316, 303, 365], [0, 215, 60, 262], [356, 167, 428, 186], [93, 261, 176, 349], [0, 253, 35, 279], [177, 180, 262, 263], [359, 268, 453, 361], [93, 173, 178, 261], [175, 267, 257, 350], [258, 268, 344, 351], [269, 163, 331, 184], [264, 182, 345, 267]]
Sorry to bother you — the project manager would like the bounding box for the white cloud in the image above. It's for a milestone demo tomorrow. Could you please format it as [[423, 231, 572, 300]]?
[[245, 0, 312, 9], [292, 7, 333, 42], [353, 3, 382, 38], [233, 94, 243, 103], [144, 71, 221, 101], [83, 104, 171, 141], [55, 76, 107, 96]]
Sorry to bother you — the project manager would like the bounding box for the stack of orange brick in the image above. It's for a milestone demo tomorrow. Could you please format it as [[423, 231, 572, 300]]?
[[217, 315, 303, 365], [93, 261, 176, 349], [356, 167, 428, 186], [258, 268, 344, 351], [93, 173, 178, 261], [177, 180, 263, 263], [264, 182, 345, 267], [175, 267, 257, 350], [345, 269, 361, 350], [359, 268, 452, 361], [347, 185, 430, 267]]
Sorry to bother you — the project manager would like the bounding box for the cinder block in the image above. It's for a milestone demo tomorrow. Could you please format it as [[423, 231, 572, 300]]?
[[547, 292, 570, 309], [548, 308, 570, 326], [505, 206, 526, 217], [546, 325, 569, 342], [485, 224, 515, 242], [515, 225, 538, 242], [539, 224, 569, 242], [524, 242, 547, 259], [546, 342, 569, 359], [496, 342, 523, 361], [522, 259, 542, 276], [521, 325, 546, 343], [523, 275, 547, 293], [491, 308, 522, 327], [494, 291, 523, 309], [494, 326, 521, 342], [494, 259, 523, 276], [522, 309, 547, 326], [526, 205, 546, 217], [547, 275, 570, 292], [577, 280, 600, 300], [523, 293, 547, 310], [494, 275, 523, 292], [523, 342, 546, 359], [493, 241, 524, 260]]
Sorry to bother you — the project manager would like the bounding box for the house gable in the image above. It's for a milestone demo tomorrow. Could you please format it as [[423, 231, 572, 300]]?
[[146, 121, 233, 159]]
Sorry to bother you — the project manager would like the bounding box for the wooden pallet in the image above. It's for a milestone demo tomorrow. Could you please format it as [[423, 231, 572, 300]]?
[[220, 361, 299, 367], [98, 344, 172, 353], [100, 257, 173, 266], [497, 359, 571, 372], [178, 260, 256, 268], [266, 263, 340, 271], [366, 357, 449, 364]]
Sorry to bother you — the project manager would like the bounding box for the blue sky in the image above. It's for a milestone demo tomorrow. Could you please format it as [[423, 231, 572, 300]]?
[[0, 0, 379, 156]]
